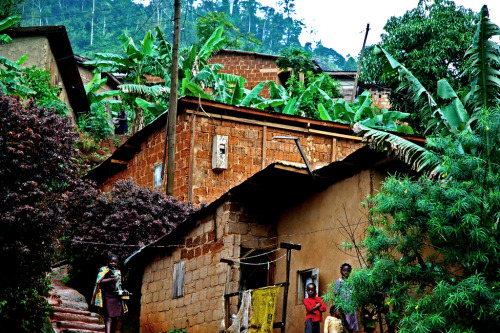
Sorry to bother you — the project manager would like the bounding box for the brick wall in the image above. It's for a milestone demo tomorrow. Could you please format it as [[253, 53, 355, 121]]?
[[209, 51, 282, 99], [101, 109, 364, 204], [140, 197, 277, 333]]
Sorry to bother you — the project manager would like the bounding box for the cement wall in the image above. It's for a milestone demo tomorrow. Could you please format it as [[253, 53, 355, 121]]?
[[0, 36, 74, 118], [272, 169, 384, 332]]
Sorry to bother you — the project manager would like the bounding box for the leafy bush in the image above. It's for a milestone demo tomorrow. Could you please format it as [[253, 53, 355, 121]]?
[[22, 66, 69, 117], [62, 179, 197, 302], [286, 72, 341, 119], [276, 46, 318, 74], [0, 93, 80, 332]]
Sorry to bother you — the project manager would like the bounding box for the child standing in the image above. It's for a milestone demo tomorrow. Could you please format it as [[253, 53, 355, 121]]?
[[303, 283, 327, 333], [324, 306, 344, 333]]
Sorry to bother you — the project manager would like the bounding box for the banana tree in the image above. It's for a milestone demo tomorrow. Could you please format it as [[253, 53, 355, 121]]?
[[85, 30, 160, 132], [356, 5, 500, 175], [0, 15, 19, 44]]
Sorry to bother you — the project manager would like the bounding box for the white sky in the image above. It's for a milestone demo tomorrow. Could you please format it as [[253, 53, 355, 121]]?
[[258, 0, 500, 57]]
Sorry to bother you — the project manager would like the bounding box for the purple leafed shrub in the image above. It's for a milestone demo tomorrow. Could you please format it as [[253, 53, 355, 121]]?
[[0, 93, 79, 332], [63, 178, 197, 303]]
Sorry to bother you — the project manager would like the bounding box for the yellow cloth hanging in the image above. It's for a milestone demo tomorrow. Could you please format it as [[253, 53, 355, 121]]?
[[249, 286, 280, 333]]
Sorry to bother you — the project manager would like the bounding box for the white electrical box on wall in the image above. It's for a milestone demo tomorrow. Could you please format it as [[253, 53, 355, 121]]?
[[212, 135, 228, 171]]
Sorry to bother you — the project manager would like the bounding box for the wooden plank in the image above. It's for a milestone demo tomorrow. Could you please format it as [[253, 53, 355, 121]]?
[[331, 138, 337, 162], [110, 159, 128, 165], [186, 110, 363, 141], [262, 125, 267, 169]]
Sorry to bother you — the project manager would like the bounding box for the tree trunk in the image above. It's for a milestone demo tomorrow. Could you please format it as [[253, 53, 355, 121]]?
[[134, 103, 145, 133]]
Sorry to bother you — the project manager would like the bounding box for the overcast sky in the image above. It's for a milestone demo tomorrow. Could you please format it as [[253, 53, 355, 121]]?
[[258, 0, 500, 57]]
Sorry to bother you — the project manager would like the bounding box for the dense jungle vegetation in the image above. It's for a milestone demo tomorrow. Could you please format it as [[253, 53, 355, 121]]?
[[14, 0, 357, 71]]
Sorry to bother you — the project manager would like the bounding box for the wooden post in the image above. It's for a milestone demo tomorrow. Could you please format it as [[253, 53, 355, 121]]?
[[188, 114, 196, 202], [279, 242, 301, 332], [166, 0, 182, 196], [351, 23, 370, 103], [221, 258, 235, 330], [262, 125, 267, 169]]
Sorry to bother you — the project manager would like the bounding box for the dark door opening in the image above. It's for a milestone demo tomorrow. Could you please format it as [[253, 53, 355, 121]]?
[[238, 247, 275, 297]]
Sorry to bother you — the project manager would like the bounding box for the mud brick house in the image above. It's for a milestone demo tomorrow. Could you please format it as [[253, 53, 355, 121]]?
[[124, 146, 415, 333], [209, 49, 325, 99], [1, 26, 90, 121], [85, 96, 373, 204], [209, 49, 286, 99]]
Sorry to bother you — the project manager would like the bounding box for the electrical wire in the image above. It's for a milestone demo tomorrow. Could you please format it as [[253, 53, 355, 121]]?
[[68, 219, 371, 249], [229, 253, 286, 266]]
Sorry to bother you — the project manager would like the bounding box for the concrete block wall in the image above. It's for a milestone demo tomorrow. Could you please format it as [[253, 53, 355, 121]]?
[[102, 110, 364, 204], [209, 52, 281, 99], [140, 198, 277, 333]]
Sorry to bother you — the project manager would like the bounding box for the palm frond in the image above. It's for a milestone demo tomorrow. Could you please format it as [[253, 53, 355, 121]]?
[[355, 123, 441, 175], [240, 81, 268, 107], [0, 55, 23, 71], [198, 26, 226, 64]]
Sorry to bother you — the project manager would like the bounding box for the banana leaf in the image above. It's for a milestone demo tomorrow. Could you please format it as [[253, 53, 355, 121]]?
[[240, 81, 268, 107], [437, 79, 469, 130]]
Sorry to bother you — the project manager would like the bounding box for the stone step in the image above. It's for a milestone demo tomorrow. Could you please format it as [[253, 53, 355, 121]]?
[[53, 306, 98, 317], [62, 329, 104, 333], [59, 299, 90, 312], [52, 312, 102, 325], [56, 320, 105, 331]]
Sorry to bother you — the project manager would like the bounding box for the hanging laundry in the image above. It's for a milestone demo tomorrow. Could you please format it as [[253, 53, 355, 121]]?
[[249, 286, 280, 333]]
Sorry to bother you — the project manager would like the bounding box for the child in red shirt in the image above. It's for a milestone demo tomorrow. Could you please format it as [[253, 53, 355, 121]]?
[[303, 283, 327, 333]]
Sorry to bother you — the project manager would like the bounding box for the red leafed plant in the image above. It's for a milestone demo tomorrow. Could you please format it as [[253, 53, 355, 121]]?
[[0, 93, 80, 332], [62, 178, 197, 304]]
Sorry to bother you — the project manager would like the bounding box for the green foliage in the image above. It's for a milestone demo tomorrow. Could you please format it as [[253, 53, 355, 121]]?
[[0, 14, 20, 43], [331, 6, 500, 332], [276, 46, 317, 74], [285, 72, 341, 119], [197, 12, 261, 51], [0, 54, 34, 96], [0, 93, 80, 332], [22, 66, 69, 116], [361, 0, 479, 127], [0, 2, 23, 22]]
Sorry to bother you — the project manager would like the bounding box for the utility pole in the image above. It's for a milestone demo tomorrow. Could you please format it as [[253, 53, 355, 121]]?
[[351, 23, 370, 103], [165, 0, 182, 196]]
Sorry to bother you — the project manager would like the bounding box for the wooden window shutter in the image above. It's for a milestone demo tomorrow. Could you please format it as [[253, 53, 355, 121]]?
[[173, 260, 185, 298]]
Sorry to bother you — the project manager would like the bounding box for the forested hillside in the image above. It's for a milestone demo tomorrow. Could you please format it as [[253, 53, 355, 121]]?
[[16, 0, 357, 70]]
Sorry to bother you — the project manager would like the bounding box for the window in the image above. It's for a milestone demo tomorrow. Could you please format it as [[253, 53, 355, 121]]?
[[154, 163, 163, 188], [172, 260, 185, 298], [297, 268, 319, 304]]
